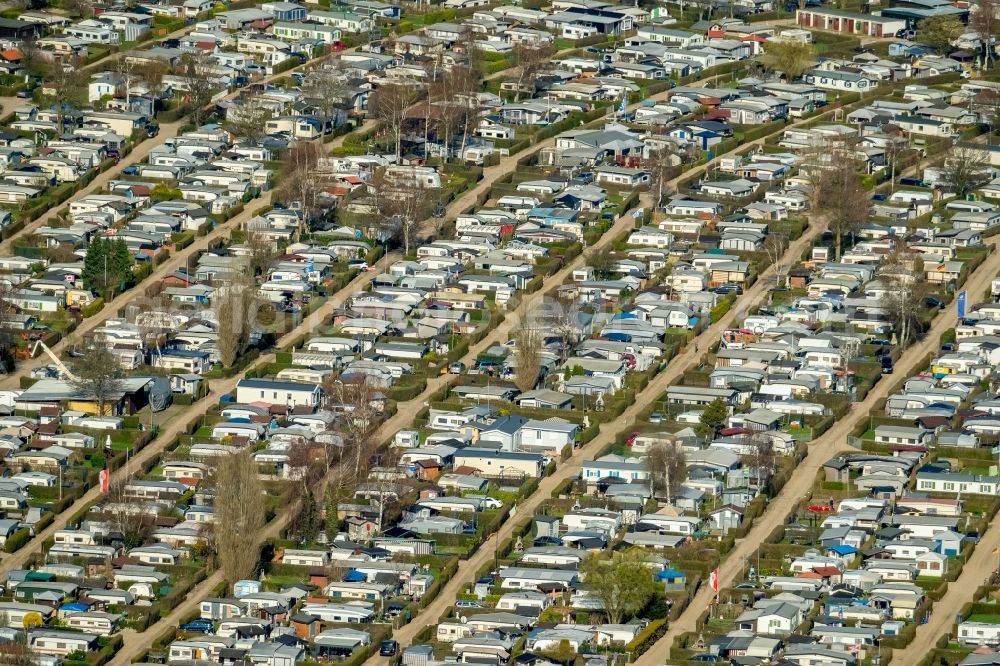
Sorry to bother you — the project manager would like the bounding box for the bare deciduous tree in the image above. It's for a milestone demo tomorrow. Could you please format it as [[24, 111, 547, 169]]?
[[646, 146, 678, 211], [214, 450, 265, 582], [369, 83, 414, 163], [70, 341, 125, 416], [179, 51, 218, 126], [972, 0, 997, 70], [974, 88, 1000, 142], [214, 273, 259, 368], [245, 229, 277, 278], [807, 138, 870, 261], [40, 57, 86, 134], [513, 326, 543, 394], [63, 0, 93, 17], [529, 296, 586, 364], [104, 473, 154, 551], [763, 232, 788, 289], [881, 123, 909, 192], [645, 441, 687, 505], [742, 432, 777, 491], [324, 375, 381, 486], [226, 87, 272, 145], [278, 141, 326, 233], [511, 43, 555, 101], [304, 64, 352, 132], [136, 60, 168, 99], [879, 243, 928, 345], [941, 143, 991, 198], [0, 637, 35, 665], [368, 168, 432, 254]]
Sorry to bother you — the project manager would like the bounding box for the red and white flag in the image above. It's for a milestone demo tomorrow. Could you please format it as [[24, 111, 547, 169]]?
[[99, 468, 110, 494], [709, 567, 719, 593]]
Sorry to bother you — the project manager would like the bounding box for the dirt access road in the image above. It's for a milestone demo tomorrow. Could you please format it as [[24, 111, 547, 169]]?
[[0, 247, 396, 578], [361, 215, 823, 666], [0, 36, 365, 256], [0, 111, 375, 389], [371, 92, 867, 450], [633, 238, 1000, 665], [890, 478, 1000, 660]]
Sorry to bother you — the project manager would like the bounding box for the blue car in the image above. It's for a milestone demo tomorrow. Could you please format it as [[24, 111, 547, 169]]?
[[180, 620, 214, 633]]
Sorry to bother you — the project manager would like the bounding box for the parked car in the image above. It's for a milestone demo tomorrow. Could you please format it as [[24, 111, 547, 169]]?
[[180, 620, 214, 633], [649, 412, 664, 424], [881, 355, 894, 374], [711, 284, 743, 295], [456, 600, 484, 608], [448, 361, 466, 374], [379, 641, 398, 656], [15, 89, 32, 99], [348, 259, 369, 271], [924, 296, 944, 309], [122, 166, 140, 176]]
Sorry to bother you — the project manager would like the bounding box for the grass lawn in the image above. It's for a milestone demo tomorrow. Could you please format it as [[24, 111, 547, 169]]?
[[967, 614, 1000, 623], [787, 425, 814, 440]]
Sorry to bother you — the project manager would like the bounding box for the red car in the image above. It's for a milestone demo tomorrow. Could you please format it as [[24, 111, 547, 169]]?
[[330, 40, 347, 51]]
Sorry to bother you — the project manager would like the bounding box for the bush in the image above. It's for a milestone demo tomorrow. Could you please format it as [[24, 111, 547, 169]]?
[[710, 297, 734, 324], [172, 230, 196, 250], [5, 528, 30, 552], [82, 298, 105, 318]]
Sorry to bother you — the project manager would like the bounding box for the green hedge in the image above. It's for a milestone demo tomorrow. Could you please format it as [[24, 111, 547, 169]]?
[[710, 297, 734, 324], [5, 527, 31, 552], [82, 298, 105, 318]]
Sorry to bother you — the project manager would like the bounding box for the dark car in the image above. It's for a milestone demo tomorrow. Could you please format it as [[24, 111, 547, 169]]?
[[924, 296, 944, 309], [899, 177, 925, 187], [711, 284, 743, 295], [871, 192, 887, 201], [180, 620, 214, 633], [380, 640, 399, 656], [881, 355, 894, 375]]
